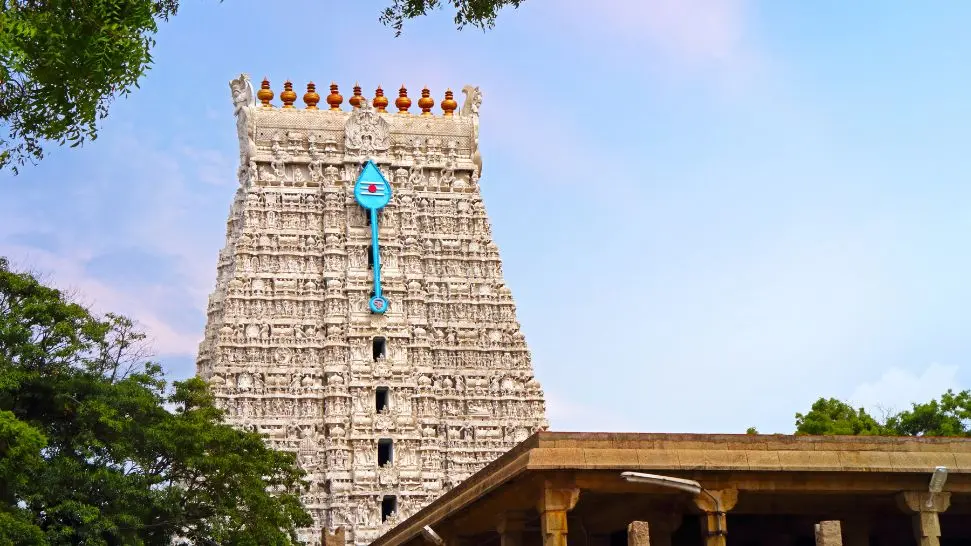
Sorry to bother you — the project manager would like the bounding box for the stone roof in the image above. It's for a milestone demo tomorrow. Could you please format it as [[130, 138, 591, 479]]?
[[371, 431, 971, 546]]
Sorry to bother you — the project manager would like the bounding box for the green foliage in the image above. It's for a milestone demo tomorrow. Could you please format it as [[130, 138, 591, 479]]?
[[794, 398, 888, 436], [379, 0, 525, 36], [0, 0, 179, 174], [794, 393, 971, 437], [0, 257, 312, 544], [888, 389, 971, 437], [745, 427, 758, 435]]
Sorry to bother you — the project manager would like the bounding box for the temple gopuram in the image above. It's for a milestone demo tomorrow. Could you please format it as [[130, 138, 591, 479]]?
[[195, 75, 548, 545]]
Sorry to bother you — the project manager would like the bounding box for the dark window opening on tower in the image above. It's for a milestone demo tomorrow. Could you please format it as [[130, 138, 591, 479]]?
[[376, 387, 389, 413], [373, 337, 386, 361], [367, 244, 374, 269], [378, 438, 393, 467], [381, 496, 397, 522], [365, 209, 372, 226]]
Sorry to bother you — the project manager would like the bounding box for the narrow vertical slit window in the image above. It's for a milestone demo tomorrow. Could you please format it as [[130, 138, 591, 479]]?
[[367, 244, 374, 269], [378, 438, 393, 467], [376, 387, 389, 413], [373, 337, 386, 361], [381, 496, 397, 522]]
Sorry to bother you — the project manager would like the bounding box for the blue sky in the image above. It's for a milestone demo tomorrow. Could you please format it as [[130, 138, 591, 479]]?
[[2, 0, 970, 433]]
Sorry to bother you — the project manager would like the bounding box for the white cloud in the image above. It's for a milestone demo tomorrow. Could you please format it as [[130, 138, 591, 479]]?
[[1, 245, 203, 356], [554, 0, 755, 71], [0, 124, 233, 358], [849, 363, 963, 418]]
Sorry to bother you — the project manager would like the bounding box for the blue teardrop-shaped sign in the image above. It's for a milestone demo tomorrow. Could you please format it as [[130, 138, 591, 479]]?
[[354, 161, 393, 211]]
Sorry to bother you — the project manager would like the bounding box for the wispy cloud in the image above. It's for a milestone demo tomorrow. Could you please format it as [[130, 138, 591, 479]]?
[[2, 245, 202, 355], [0, 124, 233, 358], [552, 0, 756, 74], [850, 363, 963, 418]]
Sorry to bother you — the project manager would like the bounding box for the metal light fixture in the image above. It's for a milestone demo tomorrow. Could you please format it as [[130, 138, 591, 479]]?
[[929, 466, 948, 493], [620, 471, 703, 495], [620, 471, 724, 534], [927, 466, 948, 509]]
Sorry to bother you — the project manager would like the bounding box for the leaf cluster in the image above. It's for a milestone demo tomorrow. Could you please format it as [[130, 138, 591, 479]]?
[[794, 392, 971, 437], [379, 0, 525, 36], [0, 0, 178, 173], [0, 257, 312, 545]]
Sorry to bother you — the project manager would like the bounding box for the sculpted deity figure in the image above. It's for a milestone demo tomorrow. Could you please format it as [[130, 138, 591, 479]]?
[[229, 74, 257, 184], [461, 85, 483, 177], [345, 101, 390, 158]]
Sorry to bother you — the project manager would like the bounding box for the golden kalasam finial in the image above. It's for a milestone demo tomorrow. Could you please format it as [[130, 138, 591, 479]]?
[[373, 86, 389, 113], [326, 82, 343, 111], [303, 82, 320, 110], [418, 86, 434, 116], [257, 77, 274, 107], [395, 84, 412, 114], [441, 88, 457, 116], [280, 80, 297, 108], [349, 82, 363, 108]]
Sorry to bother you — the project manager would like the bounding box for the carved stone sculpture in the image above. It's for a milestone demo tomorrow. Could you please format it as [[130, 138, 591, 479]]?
[[195, 79, 548, 546]]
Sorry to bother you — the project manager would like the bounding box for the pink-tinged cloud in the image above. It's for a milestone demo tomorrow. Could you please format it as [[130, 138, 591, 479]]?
[[1, 245, 203, 356], [552, 0, 754, 71]]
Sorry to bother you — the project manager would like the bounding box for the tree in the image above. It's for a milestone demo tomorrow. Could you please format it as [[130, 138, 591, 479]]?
[[0, 257, 312, 544], [0, 0, 520, 174], [793, 393, 971, 437], [0, 0, 179, 174], [380, 0, 524, 36]]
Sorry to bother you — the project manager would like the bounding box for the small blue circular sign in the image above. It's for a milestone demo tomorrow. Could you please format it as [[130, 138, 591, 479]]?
[[369, 295, 388, 314]]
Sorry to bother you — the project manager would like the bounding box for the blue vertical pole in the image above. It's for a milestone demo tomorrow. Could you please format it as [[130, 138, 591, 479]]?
[[371, 208, 382, 299]]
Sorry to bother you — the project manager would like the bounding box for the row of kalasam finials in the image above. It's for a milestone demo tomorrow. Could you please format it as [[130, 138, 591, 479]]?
[[255, 78, 462, 115]]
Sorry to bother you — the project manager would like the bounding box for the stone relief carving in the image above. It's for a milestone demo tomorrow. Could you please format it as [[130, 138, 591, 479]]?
[[344, 100, 390, 158], [198, 78, 546, 546]]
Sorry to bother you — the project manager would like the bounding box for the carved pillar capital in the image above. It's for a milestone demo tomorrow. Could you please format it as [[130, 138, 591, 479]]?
[[692, 489, 738, 546], [536, 480, 581, 546], [896, 491, 951, 546], [897, 491, 951, 514]]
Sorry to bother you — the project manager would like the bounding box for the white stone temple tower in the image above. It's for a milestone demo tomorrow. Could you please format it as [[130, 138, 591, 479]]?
[[195, 75, 548, 545]]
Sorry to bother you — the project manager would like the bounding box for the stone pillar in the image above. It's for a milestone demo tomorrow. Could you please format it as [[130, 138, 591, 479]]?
[[897, 491, 951, 546], [647, 513, 682, 546], [536, 480, 580, 546], [497, 511, 528, 546], [815, 521, 843, 546], [692, 488, 738, 546], [628, 521, 651, 546]]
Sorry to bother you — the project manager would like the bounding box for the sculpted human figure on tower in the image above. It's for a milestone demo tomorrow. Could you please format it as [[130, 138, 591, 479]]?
[[197, 74, 548, 545]]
